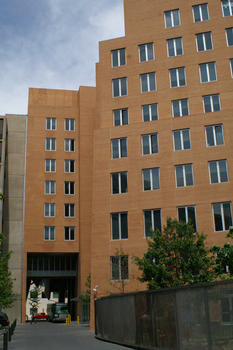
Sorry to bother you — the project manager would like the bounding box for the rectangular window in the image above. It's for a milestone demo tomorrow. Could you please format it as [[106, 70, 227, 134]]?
[[142, 133, 158, 155], [164, 9, 180, 28], [44, 226, 55, 241], [140, 72, 156, 92], [196, 32, 213, 51], [226, 28, 233, 46], [230, 58, 233, 77], [64, 226, 75, 241], [142, 168, 160, 191], [173, 129, 191, 151], [222, 0, 233, 17], [45, 181, 56, 194], [209, 160, 229, 184], [45, 159, 56, 172], [192, 4, 209, 22], [46, 138, 56, 151], [44, 203, 55, 217], [203, 94, 221, 113], [111, 255, 128, 280], [167, 37, 183, 57], [169, 67, 186, 87], [111, 212, 128, 240], [175, 164, 194, 187], [64, 203, 75, 217], [111, 172, 128, 194], [178, 205, 197, 231], [199, 62, 217, 82], [111, 48, 126, 67], [112, 78, 127, 97], [64, 139, 75, 152], [142, 103, 158, 122], [172, 99, 189, 117], [64, 159, 75, 173], [205, 125, 224, 147], [139, 43, 154, 62], [111, 138, 127, 159], [64, 181, 75, 195], [113, 108, 128, 126], [213, 202, 233, 231], [46, 117, 56, 130], [144, 209, 161, 237], [65, 119, 75, 131]]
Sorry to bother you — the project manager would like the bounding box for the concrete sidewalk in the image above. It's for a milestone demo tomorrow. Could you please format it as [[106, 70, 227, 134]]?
[[7, 322, 130, 350]]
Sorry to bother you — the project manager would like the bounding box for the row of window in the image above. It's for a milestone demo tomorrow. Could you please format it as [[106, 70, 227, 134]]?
[[113, 30, 233, 67], [112, 59, 233, 97], [111, 158, 228, 195], [44, 203, 75, 217], [111, 202, 232, 243], [45, 159, 75, 173], [46, 118, 75, 131], [111, 124, 224, 159], [46, 138, 75, 151], [44, 181, 75, 195], [44, 226, 75, 241]]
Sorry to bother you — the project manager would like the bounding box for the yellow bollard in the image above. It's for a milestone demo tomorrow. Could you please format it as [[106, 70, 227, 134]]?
[[77, 316, 80, 325]]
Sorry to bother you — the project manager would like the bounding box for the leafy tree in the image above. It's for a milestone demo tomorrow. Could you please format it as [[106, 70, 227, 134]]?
[[133, 218, 216, 290], [29, 285, 41, 315], [210, 228, 233, 277], [0, 233, 15, 309], [80, 273, 91, 303], [110, 247, 129, 294]]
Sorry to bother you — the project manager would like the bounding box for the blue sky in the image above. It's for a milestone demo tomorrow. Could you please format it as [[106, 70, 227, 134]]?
[[0, 0, 124, 115]]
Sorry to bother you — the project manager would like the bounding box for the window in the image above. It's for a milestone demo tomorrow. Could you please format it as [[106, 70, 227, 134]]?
[[196, 32, 213, 51], [173, 129, 191, 151], [226, 28, 233, 46], [45, 181, 56, 194], [64, 204, 75, 217], [111, 48, 126, 67], [65, 119, 75, 131], [64, 227, 75, 241], [111, 172, 128, 194], [199, 62, 217, 82], [230, 58, 233, 77], [111, 212, 128, 240], [45, 159, 56, 172], [172, 99, 189, 117], [167, 37, 183, 57], [64, 181, 75, 195], [46, 117, 56, 130], [113, 108, 128, 126], [222, 0, 233, 17], [142, 133, 158, 155], [44, 226, 55, 241], [213, 202, 233, 231], [44, 203, 55, 217], [64, 139, 75, 152], [142, 103, 158, 122], [169, 67, 186, 87], [46, 138, 56, 151], [111, 138, 127, 159], [139, 43, 154, 62], [178, 205, 197, 231], [111, 255, 128, 280], [140, 72, 156, 92], [164, 9, 180, 28], [209, 160, 229, 184], [144, 209, 161, 237], [112, 78, 127, 97], [192, 4, 209, 22], [203, 94, 221, 112], [175, 164, 194, 187], [142, 168, 160, 191], [205, 125, 224, 147]]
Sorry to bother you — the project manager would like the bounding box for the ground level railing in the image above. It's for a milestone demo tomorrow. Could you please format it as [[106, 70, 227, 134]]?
[[0, 319, 17, 350]]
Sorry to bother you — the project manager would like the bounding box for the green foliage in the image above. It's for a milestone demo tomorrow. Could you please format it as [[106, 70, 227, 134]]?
[[210, 229, 233, 278], [29, 285, 41, 315], [133, 218, 216, 290], [0, 233, 15, 309], [80, 273, 91, 303]]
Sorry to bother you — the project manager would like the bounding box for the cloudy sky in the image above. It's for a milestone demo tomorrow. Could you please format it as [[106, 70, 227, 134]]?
[[0, 0, 125, 115]]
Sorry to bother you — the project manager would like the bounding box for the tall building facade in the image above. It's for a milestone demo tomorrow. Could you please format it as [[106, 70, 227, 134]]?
[[1, 0, 233, 326]]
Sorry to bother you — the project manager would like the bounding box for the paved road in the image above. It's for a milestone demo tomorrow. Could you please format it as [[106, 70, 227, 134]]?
[[7, 322, 130, 350]]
